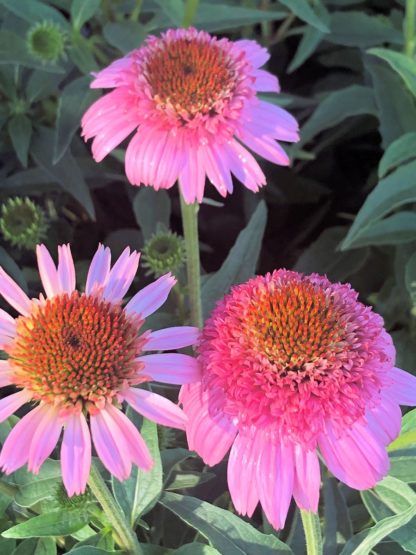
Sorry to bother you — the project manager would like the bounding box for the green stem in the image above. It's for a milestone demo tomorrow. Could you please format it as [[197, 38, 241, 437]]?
[[404, 0, 416, 57], [183, 0, 200, 27], [180, 196, 203, 328], [88, 462, 142, 555], [130, 0, 143, 21], [300, 510, 323, 555]]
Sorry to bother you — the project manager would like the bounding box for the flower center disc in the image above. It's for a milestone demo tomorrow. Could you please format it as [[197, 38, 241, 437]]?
[[7, 292, 141, 406]]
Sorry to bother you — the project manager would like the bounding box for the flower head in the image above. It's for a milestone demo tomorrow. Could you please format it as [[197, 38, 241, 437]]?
[[180, 270, 416, 529], [0, 244, 200, 496], [0, 197, 47, 250], [26, 21, 66, 64], [142, 229, 186, 278], [81, 28, 299, 203]]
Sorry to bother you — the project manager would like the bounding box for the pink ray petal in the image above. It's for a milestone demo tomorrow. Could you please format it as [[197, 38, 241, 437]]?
[[61, 412, 91, 497], [90, 56, 134, 88], [36, 245, 59, 299], [0, 360, 15, 387], [367, 394, 401, 445], [144, 326, 199, 351], [0, 267, 31, 316], [180, 383, 237, 466], [103, 247, 140, 303], [124, 387, 187, 430], [138, 353, 201, 385], [179, 147, 205, 204], [292, 445, 320, 512], [0, 308, 16, 336], [158, 131, 186, 190], [239, 131, 290, 166], [236, 39, 270, 67], [222, 139, 266, 193], [125, 273, 176, 318], [384, 367, 416, 406], [242, 102, 299, 142], [57, 244, 76, 294], [227, 432, 260, 517], [125, 126, 164, 187], [85, 244, 112, 295], [202, 145, 233, 198], [253, 69, 280, 92], [28, 405, 63, 474], [0, 389, 31, 423]]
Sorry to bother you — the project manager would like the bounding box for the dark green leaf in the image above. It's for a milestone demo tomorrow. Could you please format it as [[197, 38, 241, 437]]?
[[68, 548, 123, 555], [390, 449, 416, 483], [369, 48, 416, 97], [193, 4, 286, 33], [3, 510, 89, 538], [154, 0, 184, 26], [202, 200, 267, 320], [378, 132, 416, 178], [279, 0, 329, 32], [323, 477, 352, 555], [328, 12, 402, 47], [71, 0, 101, 30], [160, 492, 293, 555], [288, 24, 325, 73], [0, 246, 28, 291], [405, 252, 416, 305], [173, 545, 220, 555], [161, 448, 196, 487], [8, 115, 32, 167], [26, 71, 64, 103], [0, 0, 68, 27], [342, 212, 416, 248], [68, 35, 99, 74], [13, 459, 61, 507], [103, 22, 146, 53], [133, 189, 171, 241], [11, 537, 57, 555]]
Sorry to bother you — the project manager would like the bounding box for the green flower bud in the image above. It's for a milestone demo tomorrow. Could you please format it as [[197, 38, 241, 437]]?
[[55, 482, 92, 509], [0, 197, 47, 250], [142, 230, 186, 278], [26, 21, 66, 63]]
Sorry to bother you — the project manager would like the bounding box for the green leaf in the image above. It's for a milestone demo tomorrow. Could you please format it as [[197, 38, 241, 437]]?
[[68, 548, 123, 555], [0, 246, 28, 292], [327, 12, 403, 47], [388, 430, 416, 451], [202, 201, 267, 320], [133, 189, 171, 241], [13, 459, 61, 507], [369, 48, 416, 97], [288, 24, 325, 73], [8, 115, 32, 167], [161, 448, 196, 487], [378, 132, 416, 178], [390, 448, 416, 483], [3, 510, 89, 538], [0, 0, 69, 27], [68, 35, 99, 74], [25, 71, 64, 103], [12, 537, 57, 555], [405, 253, 416, 306], [71, 0, 101, 31], [31, 127, 95, 220], [341, 212, 416, 249], [342, 160, 416, 249], [112, 413, 162, 525], [278, 0, 329, 32], [193, 3, 286, 33], [0, 31, 64, 73], [300, 86, 376, 145], [54, 76, 99, 163], [160, 492, 293, 555], [173, 545, 221, 555], [154, 0, 184, 26], [103, 22, 146, 53], [323, 477, 352, 554]]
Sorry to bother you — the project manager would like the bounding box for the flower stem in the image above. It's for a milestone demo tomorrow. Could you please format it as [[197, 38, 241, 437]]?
[[300, 510, 323, 555], [88, 462, 143, 555], [183, 0, 200, 27], [404, 0, 416, 57], [180, 196, 203, 328]]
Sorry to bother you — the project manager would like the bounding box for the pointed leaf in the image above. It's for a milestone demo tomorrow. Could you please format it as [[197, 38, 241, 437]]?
[[378, 132, 416, 178], [369, 48, 416, 97], [3, 510, 89, 538], [8, 115, 32, 167]]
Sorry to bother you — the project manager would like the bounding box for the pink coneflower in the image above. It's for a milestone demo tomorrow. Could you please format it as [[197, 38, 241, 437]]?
[[180, 270, 416, 529], [81, 28, 299, 203], [0, 244, 200, 495]]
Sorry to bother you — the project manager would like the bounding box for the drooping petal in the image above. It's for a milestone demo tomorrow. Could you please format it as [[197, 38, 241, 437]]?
[[222, 139, 266, 193], [155, 130, 186, 190], [145, 326, 199, 351], [0, 267, 31, 316], [0, 389, 31, 423], [90, 406, 132, 480], [367, 394, 401, 445], [85, 244, 112, 295], [125, 273, 176, 318], [239, 131, 290, 166], [384, 367, 416, 406], [103, 247, 140, 303], [179, 147, 205, 204], [124, 387, 187, 430], [253, 69, 280, 92], [227, 432, 260, 517], [180, 383, 237, 466], [241, 101, 299, 142], [57, 245, 76, 294], [28, 405, 63, 474], [236, 39, 270, 67], [0, 360, 15, 387], [36, 245, 59, 299], [292, 445, 320, 512], [138, 353, 201, 385], [202, 145, 233, 198], [61, 412, 91, 497]]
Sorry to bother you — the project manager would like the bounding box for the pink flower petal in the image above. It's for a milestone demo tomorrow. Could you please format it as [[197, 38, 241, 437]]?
[[236, 39, 270, 67], [124, 387, 187, 430], [0, 360, 14, 387], [125, 273, 176, 318], [157, 131, 186, 190], [58, 244, 76, 294], [292, 445, 320, 512], [242, 101, 299, 142], [0, 267, 31, 316], [145, 326, 199, 351], [179, 147, 205, 204], [253, 69, 280, 92], [90, 56, 134, 88], [103, 247, 140, 303], [179, 383, 237, 466], [0, 389, 31, 423], [61, 412, 91, 497], [36, 245, 59, 298], [138, 353, 201, 385], [239, 131, 290, 166], [28, 405, 63, 474], [85, 244, 112, 295], [202, 145, 233, 198], [0, 308, 15, 336], [384, 367, 416, 406], [367, 394, 401, 445], [222, 139, 266, 193], [227, 432, 259, 517]]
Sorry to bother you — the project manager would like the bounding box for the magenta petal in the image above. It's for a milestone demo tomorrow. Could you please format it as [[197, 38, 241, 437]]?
[[0, 361, 14, 387], [0, 267, 31, 316], [58, 244, 76, 294], [179, 147, 205, 203], [236, 39, 270, 67], [0, 389, 31, 423], [227, 432, 259, 517], [124, 387, 187, 430], [202, 145, 233, 198], [222, 140, 266, 193], [61, 412, 91, 497], [90, 56, 134, 88], [367, 394, 401, 445], [28, 405, 62, 474], [253, 69, 280, 92], [145, 326, 199, 351], [126, 273, 176, 318], [36, 245, 59, 298], [240, 131, 290, 166], [138, 353, 201, 385], [385, 367, 416, 406], [292, 445, 320, 512], [103, 247, 140, 303], [85, 244, 111, 295]]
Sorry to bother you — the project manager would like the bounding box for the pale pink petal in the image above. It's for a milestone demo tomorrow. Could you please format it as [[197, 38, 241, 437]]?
[[85, 244, 112, 295], [202, 145, 233, 198], [28, 405, 63, 474], [145, 326, 199, 351], [103, 247, 140, 303], [367, 394, 401, 445], [227, 432, 259, 517], [222, 139, 266, 193], [90, 56, 134, 88], [138, 353, 201, 385], [36, 245, 59, 298], [239, 131, 290, 166], [0, 389, 31, 423], [0, 308, 15, 335], [384, 367, 416, 406], [125, 273, 176, 318], [90, 406, 132, 480], [124, 387, 187, 430], [0, 360, 14, 387], [0, 268, 31, 316], [179, 147, 205, 203], [61, 412, 91, 497], [253, 69, 280, 92], [257, 436, 294, 530], [242, 101, 299, 142], [105, 404, 152, 470], [179, 383, 237, 466], [0, 405, 44, 474], [292, 445, 320, 512], [57, 244, 76, 294], [236, 39, 270, 67]]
